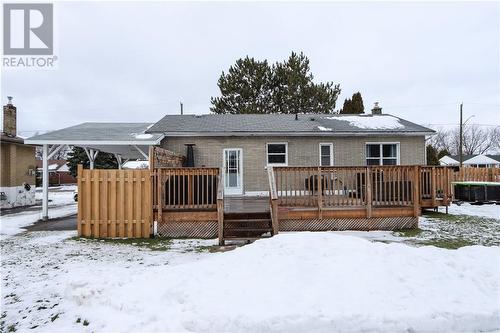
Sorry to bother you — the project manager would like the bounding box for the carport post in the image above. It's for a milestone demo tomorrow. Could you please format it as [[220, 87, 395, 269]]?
[[42, 144, 49, 221]]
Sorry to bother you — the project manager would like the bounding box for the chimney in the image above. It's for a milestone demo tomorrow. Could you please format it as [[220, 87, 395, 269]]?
[[3, 96, 17, 137], [371, 102, 382, 115]]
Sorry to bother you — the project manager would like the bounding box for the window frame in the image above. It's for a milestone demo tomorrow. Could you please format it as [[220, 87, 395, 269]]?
[[365, 142, 400, 166], [319, 143, 334, 167], [266, 142, 288, 166]]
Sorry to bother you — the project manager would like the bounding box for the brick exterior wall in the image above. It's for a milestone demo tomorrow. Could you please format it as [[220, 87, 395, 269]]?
[[1, 141, 36, 187], [161, 135, 426, 193]]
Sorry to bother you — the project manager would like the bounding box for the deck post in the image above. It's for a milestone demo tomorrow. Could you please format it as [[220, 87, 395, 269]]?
[[365, 167, 372, 218], [217, 172, 224, 245], [431, 166, 437, 207], [77, 164, 83, 235], [413, 165, 421, 217], [267, 167, 279, 235], [317, 167, 323, 219]]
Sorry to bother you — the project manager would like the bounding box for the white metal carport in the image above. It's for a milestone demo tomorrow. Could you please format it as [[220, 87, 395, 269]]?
[[25, 122, 164, 220]]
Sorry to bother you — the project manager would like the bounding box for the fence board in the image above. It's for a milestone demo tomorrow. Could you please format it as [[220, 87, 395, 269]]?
[[77, 166, 152, 238]]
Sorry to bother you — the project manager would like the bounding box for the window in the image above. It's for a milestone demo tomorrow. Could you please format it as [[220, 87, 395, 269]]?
[[319, 143, 333, 166], [366, 143, 399, 165], [267, 143, 288, 166]]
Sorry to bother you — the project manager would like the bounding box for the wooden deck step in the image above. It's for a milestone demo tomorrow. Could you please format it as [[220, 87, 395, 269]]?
[[223, 211, 273, 241], [223, 236, 272, 242]]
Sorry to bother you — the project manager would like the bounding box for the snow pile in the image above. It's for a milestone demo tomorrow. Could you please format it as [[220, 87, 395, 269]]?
[[329, 115, 405, 129], [51, 233, 500, 332], [122, 160, 149, 169], [317, 125, 332, 131]]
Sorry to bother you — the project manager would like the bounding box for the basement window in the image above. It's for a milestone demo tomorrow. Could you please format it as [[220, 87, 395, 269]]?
[[366, 143, 399, 165], [267, 143, 288, 166]]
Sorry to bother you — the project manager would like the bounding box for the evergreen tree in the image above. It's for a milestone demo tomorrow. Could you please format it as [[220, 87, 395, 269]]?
[[426, 145, 440, 165], [341, 98, 353, 114], [437, 148, 450, 160], [210, 57, 272, 114], [66, 147, 118, 177], [340, 92, 364, 114], [210, 52, 340, 114]]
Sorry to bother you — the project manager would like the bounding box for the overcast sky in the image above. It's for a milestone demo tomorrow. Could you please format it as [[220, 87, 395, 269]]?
[[1, 1, 499, 137]]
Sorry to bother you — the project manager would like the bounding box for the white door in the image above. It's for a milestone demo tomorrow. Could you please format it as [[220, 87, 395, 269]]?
[[223, 148, 243, 195]]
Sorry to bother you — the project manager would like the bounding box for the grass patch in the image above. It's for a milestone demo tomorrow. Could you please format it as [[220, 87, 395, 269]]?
[[392, 210, 500, 249], [72, 237, 172, 251]]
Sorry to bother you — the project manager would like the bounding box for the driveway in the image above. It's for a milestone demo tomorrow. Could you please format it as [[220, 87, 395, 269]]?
[[24, 214, 77, 231]]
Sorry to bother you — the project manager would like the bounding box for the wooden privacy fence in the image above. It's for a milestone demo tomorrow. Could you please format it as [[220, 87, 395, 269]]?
[[77, 165, 152, 238], [453, 167, 500, 182]]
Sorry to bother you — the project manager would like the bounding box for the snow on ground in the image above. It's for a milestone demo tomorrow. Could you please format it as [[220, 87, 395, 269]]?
[[1, 232, 216, 332], [1, 232, 499, 332], [438, 202, 500, 220], [1, 186, 76, 238]]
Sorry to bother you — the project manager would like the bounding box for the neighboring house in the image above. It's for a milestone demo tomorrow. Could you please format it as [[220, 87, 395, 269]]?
[[0, 97, 36, 209], [35, 160, 77, 186], [147, 104, 434, 195], [439, 154, 500, 168]]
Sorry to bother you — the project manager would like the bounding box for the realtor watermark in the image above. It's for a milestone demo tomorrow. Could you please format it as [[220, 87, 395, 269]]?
[[3, 3, 58, 69]]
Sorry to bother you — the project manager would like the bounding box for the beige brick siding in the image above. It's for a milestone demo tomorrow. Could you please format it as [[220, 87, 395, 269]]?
[[161, 135, 426, 193], [1, 142, 36, 187]]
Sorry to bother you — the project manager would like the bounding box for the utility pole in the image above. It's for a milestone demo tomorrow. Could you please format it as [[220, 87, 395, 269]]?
[[459, 103, 463, 167], [180, 102, 184, 115]]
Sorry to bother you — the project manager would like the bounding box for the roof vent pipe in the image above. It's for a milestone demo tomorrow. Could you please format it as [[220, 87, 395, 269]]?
[[371, 102, 382, 115], [295, 113, 298, 121]]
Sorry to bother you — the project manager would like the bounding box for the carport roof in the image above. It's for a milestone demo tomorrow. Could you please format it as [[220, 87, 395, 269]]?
[[24, 122, 164, 145]]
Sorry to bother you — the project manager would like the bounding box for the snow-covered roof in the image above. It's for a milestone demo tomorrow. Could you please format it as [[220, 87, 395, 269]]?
[[463, 155, 500, 165], [326, 115, 405, 130], [439, 156, 459, 166], [148, 114, 434, 136]]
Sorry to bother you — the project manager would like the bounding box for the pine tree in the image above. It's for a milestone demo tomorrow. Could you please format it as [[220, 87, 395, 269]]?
[[210, 57, 272, 114], [426, 145, 440, 165], [67, 147, 118, 177], [210, 52, 340, 114], [340, 92, 364, 114]]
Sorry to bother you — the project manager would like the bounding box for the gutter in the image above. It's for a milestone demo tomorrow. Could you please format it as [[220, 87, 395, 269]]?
[[157, 131, 435, 137]]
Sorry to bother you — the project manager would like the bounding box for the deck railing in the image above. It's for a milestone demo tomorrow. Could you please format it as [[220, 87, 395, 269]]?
[[420, 166, 453, 206], [273, 166, 419, 209], [152, 167, 220, 212]]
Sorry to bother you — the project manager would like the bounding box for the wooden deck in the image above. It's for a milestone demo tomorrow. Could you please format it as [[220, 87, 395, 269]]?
[[78, 164, 472, 241]]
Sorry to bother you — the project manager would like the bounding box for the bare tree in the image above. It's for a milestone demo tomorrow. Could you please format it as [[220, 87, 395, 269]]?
[[428, 125, 499, 156], [490, 126, 500, 153], [463, 125, 493, 154], [427, 128, 454, 153]]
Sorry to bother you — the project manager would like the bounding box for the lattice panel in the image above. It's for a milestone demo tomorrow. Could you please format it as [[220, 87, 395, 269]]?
[[280, 217, 417, 231], [157, 220, 217, 238]]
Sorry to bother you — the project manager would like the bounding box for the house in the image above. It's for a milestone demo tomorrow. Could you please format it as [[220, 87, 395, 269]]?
[[26, 102, 445, 241], [0, 97, 36, 209], [35, 160, 77, 186], [147, 104, 434, 195], [439, 154, 500, 168]]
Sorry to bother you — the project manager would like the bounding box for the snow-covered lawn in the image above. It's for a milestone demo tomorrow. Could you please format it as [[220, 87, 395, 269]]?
[[1, 231, 499, 332], [1, 200, 499, 332], [1, 186, 76, 238]]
